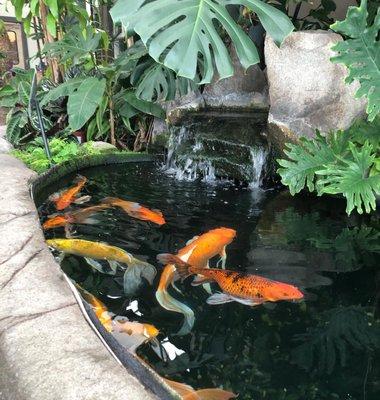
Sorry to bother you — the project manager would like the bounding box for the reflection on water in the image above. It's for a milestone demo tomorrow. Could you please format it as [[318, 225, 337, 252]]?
[[38, 162, 380, 400]]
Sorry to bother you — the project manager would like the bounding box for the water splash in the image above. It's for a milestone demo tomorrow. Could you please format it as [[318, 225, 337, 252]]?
[[165, 126, 268, 186], [248, 147, 268, 189]]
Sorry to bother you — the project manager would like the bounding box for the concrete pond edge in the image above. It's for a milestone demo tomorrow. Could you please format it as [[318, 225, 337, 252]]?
[[0, 137, 179, 400]]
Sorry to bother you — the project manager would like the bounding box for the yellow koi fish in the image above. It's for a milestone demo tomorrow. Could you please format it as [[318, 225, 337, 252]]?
[[46, 238, 156, 295]]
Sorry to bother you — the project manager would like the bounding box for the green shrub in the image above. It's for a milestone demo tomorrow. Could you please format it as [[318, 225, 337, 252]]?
[[11, 138, 103, 173]]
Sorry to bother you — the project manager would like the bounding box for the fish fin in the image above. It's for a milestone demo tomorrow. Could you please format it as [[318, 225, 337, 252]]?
[[171, 280, 184, 295], [108, 260, 119, 275], [188, 389, 238, 400], [74, 195, 91, 204], [85, 258, 114, 275], [191, 275, 213, 286], [155, 289, 195, 336], [152, 209, 163, 217], [230, 296, 264, 307], [128, 202, 141, 211], [78, 217, 99, 225], [202, 283, 213, 295], [74, 174, 87, 184], [186, 235, 199, 246], [123, 259, 156, 296], [206, 293, 235, 305], [217, 246, 227, 269]]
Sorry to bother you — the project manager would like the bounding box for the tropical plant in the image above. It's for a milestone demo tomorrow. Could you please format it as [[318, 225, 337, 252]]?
[[330, 0, 380, 122], [0, 68, 59, 145], [11, 138, 104, 173], [110, 0, 294, 83], [277, 118, 380, 215]]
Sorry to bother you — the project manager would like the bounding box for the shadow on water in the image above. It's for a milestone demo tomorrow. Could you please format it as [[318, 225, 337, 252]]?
[[38, 162, 380, 400]]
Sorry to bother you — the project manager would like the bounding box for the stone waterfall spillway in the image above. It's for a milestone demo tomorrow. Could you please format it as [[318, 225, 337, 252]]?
[[164, 112, 269, 188]]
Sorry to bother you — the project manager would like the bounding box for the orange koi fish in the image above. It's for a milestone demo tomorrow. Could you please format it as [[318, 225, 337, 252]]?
[[50, 175, 89, 210], [164, 378, 237, 400], [43, 204, 110, 230], [102, 197, 165, 225], [157, 254, 304, 307], [81, 290, 113, 332], [176, 227, 236, 269], [156, 264, 195, 336]]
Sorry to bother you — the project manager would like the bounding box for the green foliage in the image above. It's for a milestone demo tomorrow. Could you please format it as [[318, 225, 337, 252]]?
[[43, 26, 102, 64], [67, 77, 107, 131], [277, 118, 380, 215], [316, 142, 380, 215], [0, 68, 61, 145], [111, 0, 294, 83], [11, 138, 103, 173], [292, 306, 380, 374], [330, 0, 380, 121]]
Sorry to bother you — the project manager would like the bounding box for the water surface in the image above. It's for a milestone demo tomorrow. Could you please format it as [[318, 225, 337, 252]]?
[[38, 162, 380, 400]]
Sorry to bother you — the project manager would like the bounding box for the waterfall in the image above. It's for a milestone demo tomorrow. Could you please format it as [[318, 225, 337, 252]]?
[[164, 123, 268, 187]]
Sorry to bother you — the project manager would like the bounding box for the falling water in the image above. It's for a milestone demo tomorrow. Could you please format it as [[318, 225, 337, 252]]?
[[164, 125, 268, 186]]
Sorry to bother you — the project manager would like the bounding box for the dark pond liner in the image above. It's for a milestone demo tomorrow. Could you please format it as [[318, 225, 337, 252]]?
[[30, 152, 179, 400]]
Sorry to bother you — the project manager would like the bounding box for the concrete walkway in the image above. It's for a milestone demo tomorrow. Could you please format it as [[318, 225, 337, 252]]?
[[0, 126, 159, 400]]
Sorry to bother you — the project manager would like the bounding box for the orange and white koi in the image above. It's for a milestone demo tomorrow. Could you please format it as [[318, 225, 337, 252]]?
[[164, 378, 237, 400], [43, 204, 110, 230], [113, 318, 159, 353], [81, 290, 113, 332], [102, 197, 165, 225], [156, 264, 195, 336], [175, 227, 236, 269], [157, 254, 304, 307], [49, 175, 89, 210], [46, 238, 156, 295]]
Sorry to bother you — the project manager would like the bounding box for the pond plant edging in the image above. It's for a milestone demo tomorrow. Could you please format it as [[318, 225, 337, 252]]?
[[0, 127, 179, 400]]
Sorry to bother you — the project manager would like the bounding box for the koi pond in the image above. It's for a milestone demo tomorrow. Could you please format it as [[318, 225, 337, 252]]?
[[37, 161, 380, 400]]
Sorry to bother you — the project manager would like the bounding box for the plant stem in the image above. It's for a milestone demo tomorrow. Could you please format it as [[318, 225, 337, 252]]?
[[109, 97, 115, 146]]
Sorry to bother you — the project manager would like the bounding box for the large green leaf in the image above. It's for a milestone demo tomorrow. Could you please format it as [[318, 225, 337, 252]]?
[[6, 110, 24, 145], [111, 0, 294, 83], [131, 59, 196, 102], [67, 77, 107, 131], [316, 142, 380, 215], [40, 77, 83, 106], [277, 132, 337, 195], [330, 0, 380, 121], [43, 26, 101, 64]]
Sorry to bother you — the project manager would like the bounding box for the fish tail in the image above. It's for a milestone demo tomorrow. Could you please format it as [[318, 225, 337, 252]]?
[[155, 289, 195, 336], [123, 258, 157, 296], [156, 253, 193, 279], [101, 197, 118, 205]]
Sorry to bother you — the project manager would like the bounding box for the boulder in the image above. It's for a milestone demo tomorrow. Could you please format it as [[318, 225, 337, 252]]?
[[203, 45, 268, 110], [0, 125, 12, 153], [265, 30, 366, 150], [166, 90, 205, 126], [90, 141, 117, 153]]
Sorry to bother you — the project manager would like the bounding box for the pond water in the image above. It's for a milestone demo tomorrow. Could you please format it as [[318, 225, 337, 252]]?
[[37, 162, 380, 400]]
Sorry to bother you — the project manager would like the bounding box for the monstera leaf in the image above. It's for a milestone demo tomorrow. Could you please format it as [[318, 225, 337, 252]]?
[[316, 142, 380, 215], [111, 0, 294, 83], [131, 59, 197, 102], [277, 132, 336, 195], [330, 0, 380, 121]]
